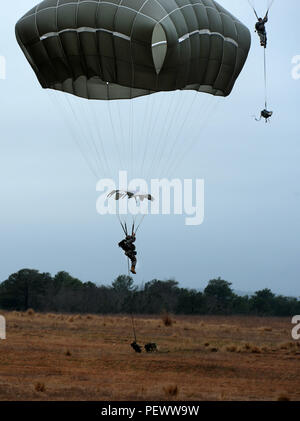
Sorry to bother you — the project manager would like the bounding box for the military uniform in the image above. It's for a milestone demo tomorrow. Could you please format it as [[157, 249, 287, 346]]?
[[255, 16, 268, 47], [119, 235, 137, 274]]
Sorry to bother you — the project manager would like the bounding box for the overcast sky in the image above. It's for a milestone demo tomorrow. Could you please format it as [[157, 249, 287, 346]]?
[[0, 1, 299, 296]]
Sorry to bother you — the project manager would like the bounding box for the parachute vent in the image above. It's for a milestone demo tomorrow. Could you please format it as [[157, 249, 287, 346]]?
[[152, 23, 167, 75]]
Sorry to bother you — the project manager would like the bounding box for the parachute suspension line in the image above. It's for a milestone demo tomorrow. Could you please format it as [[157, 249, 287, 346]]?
[[46, 91, 98, 178], [127, 256, 130, 275], [143, 93, 168, 179], [75, 97, 106, 177], [168, 97, 220, 176], [88, 100, 112, 176], [128, 281, 137, 353], [64, 94, 104, 178], [131, 313, 137, 342], [127, 257, 138, 345], [264, 47, 268, 109], [139, 93, 156, 177], [247, 0, 274, 19], [162, 91, 198, 178], [123, 226, 136, 344], [143, 93, 168, 178], [135, 214, 145, 234], [117, 213, 127, 236], [267, 0, 275, 13], [136, 93, 151, 178], [158, 90, 197, 179], [145, 90, 179, 180], [123, 229, 136, 344], [144, 91, 177, 180], [130, 99, 134, 179], [125, 244, 136, 343], [247, 0, 259, 19], [116, 100, 126, 164], [165, 93, 203, 177], [158, 90, 183, 175], [150, 90, 179, 178], [169, 91, 199, 176], [47, 17, 105, 176], [159, 91, 187, 172], [107, 99, 126, 172], [131, 214, 140, 234]]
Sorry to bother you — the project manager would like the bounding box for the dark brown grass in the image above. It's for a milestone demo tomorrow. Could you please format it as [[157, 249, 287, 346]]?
[[163, 385, 179, 398], [162, 312, 173, 327], [0, 312, 299, 401], [34, 383, 46, 392]]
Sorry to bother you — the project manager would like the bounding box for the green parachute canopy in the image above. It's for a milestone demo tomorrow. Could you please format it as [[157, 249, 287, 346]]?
[[16, 0, 251, 100]]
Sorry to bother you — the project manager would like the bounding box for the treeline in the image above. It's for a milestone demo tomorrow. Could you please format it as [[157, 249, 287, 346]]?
[[0, 269, 299, 317]]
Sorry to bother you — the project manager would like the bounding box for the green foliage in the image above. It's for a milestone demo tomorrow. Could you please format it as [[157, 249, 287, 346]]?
[[204, 277, 235, 314], [0, 270, 299, 317], [250, 288, 276, 315], [0, 269, 51, 311], [204, 277, 234, 300], [53, 271, 83, 291], [143, 279, 179, 313], [112, 275, 135, 293], [175, 288, 204, 314]]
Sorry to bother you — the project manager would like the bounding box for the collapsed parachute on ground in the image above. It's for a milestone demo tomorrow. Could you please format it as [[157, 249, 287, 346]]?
[[15, 0, 251, 101]]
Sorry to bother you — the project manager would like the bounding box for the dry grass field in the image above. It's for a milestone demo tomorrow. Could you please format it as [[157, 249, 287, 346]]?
[[0, 311, 299, 401]]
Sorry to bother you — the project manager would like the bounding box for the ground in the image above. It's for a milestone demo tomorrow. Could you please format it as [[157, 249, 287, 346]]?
[[0, 311, 299, 401]]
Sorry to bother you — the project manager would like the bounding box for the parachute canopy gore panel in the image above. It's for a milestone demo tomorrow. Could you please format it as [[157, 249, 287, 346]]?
[[16, 0, 251, 100]]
